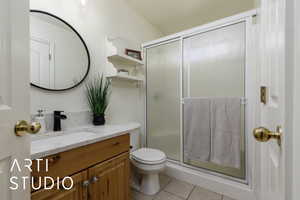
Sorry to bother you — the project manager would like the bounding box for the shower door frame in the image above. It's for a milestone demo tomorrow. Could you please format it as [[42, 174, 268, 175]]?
[[143, 10, 258, 186]]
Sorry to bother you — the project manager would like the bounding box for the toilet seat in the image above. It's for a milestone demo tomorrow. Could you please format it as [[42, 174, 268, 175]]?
[[131, 148, 166, 165]]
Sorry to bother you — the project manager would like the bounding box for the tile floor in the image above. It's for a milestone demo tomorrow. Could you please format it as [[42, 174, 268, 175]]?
[[131, 175, 236, 200]]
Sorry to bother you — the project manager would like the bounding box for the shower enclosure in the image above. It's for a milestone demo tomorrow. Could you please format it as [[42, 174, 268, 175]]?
[[144, 13, 255, 181]]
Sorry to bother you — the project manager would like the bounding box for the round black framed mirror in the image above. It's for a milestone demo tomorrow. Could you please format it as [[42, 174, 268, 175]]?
[[30, 10, 90, 91]]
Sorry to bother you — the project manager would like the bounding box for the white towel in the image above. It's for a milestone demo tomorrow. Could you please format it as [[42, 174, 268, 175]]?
[[184, 98, 211, 162], [210, 98, 241, 169]]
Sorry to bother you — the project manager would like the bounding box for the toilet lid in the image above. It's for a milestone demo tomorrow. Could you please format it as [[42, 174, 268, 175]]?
[[131, 148, 166, 164]]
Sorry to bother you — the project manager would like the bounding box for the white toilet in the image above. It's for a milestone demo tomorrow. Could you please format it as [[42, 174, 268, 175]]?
[[130, 131, 167, 195]]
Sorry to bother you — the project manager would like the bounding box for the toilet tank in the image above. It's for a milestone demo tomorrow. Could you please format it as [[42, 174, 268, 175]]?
[[130, 129, 141, 152]]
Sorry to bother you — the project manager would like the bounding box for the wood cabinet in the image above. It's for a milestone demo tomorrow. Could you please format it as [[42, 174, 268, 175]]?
[[88, 153, 129, 200], [32, 134, 129, 189], [31, 134, 130, 200], [31, 171, 88, 200]]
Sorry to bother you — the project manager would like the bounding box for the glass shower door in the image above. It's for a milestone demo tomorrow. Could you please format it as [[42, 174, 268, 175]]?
[[146, 40, 181, 161], [183, 22, 246, 178]]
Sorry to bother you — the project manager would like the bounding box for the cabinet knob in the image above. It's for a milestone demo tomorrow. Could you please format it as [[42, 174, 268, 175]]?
[[48, 155, 61, 164], [82, 180, 90, 187], [91, 176, 99, 183], [113, 142, 120, 146]]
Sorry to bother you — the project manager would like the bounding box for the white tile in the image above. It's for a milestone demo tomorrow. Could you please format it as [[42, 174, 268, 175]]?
[[222, 196, 236, 200], [164, 179, 194, 199], [132, 190, 155, 200], [188, 187, 222, 200], [154, 191, 185, 200]]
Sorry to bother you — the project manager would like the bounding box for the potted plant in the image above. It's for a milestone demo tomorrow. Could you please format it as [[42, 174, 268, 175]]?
[[85, 75, 111, 125]]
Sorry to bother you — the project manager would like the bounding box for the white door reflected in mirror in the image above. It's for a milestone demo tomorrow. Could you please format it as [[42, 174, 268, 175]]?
[[30, 11, 90, 91]]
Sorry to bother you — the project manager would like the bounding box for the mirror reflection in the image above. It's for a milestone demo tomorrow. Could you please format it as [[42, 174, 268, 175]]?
[[30, 11, 90, 91]]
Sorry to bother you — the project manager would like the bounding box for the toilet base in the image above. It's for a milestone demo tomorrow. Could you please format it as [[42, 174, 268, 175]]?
[[131, 167, 141, 191], [140, 173, 160, 195]]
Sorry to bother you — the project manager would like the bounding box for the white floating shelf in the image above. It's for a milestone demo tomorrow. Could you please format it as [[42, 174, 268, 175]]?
[[107, 74, 144, 82], [107, 54, 144, 66]]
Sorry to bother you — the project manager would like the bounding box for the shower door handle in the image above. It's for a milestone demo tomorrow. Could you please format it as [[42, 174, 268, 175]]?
[[253, 126, 282, 146]]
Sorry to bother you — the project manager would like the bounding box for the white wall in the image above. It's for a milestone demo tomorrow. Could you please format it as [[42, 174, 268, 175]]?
[[30, 0, 162, 126], [127, 0, 255, 35]]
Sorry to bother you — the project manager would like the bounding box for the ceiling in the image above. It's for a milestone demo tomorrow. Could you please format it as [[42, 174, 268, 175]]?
[[126, 0, 255, 36]]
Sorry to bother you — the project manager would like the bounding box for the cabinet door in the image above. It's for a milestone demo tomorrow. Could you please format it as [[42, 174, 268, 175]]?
[[88, 152, 130, 200], [31, 171, 88, 200]]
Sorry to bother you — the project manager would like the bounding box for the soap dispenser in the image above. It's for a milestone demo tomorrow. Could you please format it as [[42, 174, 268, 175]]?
[[34, 109, 46, 134]]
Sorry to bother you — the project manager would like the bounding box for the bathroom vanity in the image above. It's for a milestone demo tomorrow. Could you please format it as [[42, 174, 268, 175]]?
[[30, 123, 140, 200]]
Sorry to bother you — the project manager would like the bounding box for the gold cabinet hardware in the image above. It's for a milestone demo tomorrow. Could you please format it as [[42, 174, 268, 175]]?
[[15, 120, 41, 136], [253, 126, 282, 146]]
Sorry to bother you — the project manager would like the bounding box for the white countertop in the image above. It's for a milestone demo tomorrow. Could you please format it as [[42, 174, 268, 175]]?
[[31, 122, 140, 160]]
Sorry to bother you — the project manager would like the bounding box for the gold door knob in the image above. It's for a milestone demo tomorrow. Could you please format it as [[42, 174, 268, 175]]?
[[15, 120, 41, 136], [253, 126, 282, 146]]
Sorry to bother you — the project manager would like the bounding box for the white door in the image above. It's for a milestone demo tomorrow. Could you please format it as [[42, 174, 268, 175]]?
[[30, 38, 52, 88], [0, 0, 31, 200], [256, 0, 286, 199]]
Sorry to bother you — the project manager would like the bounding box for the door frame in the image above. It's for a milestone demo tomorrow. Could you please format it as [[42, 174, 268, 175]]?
[[142, 10, 259, 200], [285, 0, 300, 199]]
